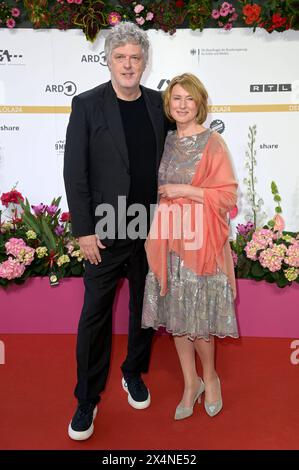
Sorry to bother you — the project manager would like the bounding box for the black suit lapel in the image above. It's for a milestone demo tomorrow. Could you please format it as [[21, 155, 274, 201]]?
[[103, 81, 129, 171], [141, 85, 164, 171]]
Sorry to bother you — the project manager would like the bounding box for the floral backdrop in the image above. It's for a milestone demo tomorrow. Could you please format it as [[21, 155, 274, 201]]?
[[0, 1, 298, 41], [1, 3, 299, 289], [1, 124, 299, 289]]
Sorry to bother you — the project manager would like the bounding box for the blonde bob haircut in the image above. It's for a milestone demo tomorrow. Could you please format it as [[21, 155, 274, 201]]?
[[163, 73, 208, 125]]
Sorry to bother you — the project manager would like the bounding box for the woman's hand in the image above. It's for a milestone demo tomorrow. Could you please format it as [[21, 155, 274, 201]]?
[[158, 184, 204, 203], [158, 184, 189, 199]]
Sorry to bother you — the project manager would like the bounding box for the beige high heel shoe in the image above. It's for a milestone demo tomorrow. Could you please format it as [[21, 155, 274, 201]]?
[[204, 377, 223, 417], [174, 378, 205, 420]]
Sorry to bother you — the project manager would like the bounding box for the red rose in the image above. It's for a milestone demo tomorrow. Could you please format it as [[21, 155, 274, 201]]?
[[175, 0, 185, 7], [1, 189, 24, 207], [60, 211, 71, 222], [272, 13, 287, 28]]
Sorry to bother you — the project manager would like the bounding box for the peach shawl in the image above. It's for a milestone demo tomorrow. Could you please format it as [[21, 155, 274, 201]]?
[[145, 131, 238, 299]]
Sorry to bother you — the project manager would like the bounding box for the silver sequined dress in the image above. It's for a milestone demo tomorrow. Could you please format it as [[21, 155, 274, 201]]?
[[142, 129, 239, 341]]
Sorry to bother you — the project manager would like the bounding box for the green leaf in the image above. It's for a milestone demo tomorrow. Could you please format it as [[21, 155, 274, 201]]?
[[271, 181, 278, 194], [251, 262, 265, 278], [71, 264, 83, 276], [41, 218, 57, 251], [271, 271, 280, 281], [237, 255, 251, 278], [268, 219, 275, 228], [22, 213, 42, 235], [277, 277, 290, 288]]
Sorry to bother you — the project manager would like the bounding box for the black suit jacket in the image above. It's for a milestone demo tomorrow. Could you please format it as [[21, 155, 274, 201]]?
[[63, 81, 168, 240]]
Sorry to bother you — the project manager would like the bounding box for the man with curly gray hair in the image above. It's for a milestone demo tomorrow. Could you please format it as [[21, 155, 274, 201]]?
[[64, 21, 168, 440]]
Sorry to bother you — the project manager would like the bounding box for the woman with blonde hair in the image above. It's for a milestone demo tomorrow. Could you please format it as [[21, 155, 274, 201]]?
[[142, 73, 239, 420]]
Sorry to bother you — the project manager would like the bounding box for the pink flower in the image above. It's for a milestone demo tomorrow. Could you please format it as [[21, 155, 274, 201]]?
[[45, 205, 58, 217], [134, 4, 145, 14], [224, 22, 233, 30], [259, 248, 284, 272], [67, 0, 74, 3], [31, 203, 46, 216], [229, 205, 238, 219], [252, 229, 274, 248], [212, 9, 220, 19], [74, 0, 83, 3], [285, 245, 299, 268], [5, 238, 26, 257], [231, 13, 238, 21], [232, 251, 238, 267], [66, 241, 75, 254], [146, 12, 154, 21], [220, 8, 230, 17], [11, 8, 20, 18], [108, 12, 122, 26], [136, 17, 145, 25], [0, 257, 25, 280], [222, 2, 231, 9], [273, 214, 285, 232], [245, 240, 261, 261]]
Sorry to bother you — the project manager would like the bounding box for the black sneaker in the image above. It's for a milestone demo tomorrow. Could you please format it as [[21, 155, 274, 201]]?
[[122, 375, 151, 410], [68, 403, 97, 441]]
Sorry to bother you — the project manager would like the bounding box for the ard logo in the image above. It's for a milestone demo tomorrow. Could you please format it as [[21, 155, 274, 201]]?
[[81, 51, 107, 66], [45, 81, 77, 96]]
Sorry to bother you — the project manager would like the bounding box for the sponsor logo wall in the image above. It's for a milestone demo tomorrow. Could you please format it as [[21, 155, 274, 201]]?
[[0, 28, 299, 231]]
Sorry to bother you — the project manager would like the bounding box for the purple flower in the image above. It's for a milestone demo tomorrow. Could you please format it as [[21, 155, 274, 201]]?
[[46, 205, 58, 217], [31, 203, 46, 216], [237, 221, 254, 238], [55, 224, 65, 236]]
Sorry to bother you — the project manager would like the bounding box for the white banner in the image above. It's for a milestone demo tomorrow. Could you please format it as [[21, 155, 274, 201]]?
[[1, 28, 299, 230]]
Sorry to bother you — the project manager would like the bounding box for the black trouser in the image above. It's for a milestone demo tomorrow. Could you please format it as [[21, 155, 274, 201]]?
[[74, 238, 154, 405]]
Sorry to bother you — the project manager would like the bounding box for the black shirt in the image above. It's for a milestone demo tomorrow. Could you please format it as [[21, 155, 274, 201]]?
[[118, 93, 157, 234]]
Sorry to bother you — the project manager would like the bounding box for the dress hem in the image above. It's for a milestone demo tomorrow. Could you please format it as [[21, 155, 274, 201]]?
[[142, 324, 239, 342]]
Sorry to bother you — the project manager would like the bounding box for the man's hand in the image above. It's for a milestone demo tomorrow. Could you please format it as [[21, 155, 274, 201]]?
[[78, 234, 106, 265]]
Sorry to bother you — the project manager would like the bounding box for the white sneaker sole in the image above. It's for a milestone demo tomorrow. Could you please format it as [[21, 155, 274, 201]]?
[[68, 406, 97, 441], [122, 377, 151, 410]]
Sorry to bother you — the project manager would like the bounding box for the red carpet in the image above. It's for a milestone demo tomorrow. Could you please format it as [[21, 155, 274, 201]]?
[[0, 334, 298, 450]]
